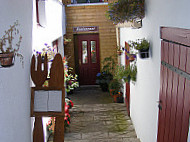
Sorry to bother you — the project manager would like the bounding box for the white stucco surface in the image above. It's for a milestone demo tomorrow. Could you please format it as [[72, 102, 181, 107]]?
[[120, 0, 190, 142], [32, 1, 65, 141], [0, 0, 33, 142], [33, 0, 63, 52]]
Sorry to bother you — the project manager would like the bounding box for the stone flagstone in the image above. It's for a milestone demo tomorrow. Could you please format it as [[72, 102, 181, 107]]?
[[64, 103, 140, 142], [48, 86, 140, 142]]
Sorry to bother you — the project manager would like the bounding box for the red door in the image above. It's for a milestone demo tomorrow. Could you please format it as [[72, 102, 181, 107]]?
[[78, 34, 100, 85], [157, 27, 190, 142], [125, 41, 130, 116]]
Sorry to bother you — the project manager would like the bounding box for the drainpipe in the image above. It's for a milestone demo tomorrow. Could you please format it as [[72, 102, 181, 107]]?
[[116, 27, 121, 64]]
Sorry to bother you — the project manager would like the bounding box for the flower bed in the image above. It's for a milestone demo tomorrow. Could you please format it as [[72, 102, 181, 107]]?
[[46, 97, 74, 134]]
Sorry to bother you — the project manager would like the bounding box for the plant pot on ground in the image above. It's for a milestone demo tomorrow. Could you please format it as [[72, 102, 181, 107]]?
[[116, 92, 124, 103], [96, 56, 116, 92], [96, 72, 113, 92], [109, 79, 123, 102]]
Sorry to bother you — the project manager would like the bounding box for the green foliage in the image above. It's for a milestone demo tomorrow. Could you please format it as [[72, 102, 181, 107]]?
[[106, 0, 145, 24], [129, 38, 149, 51], [114, 64, 137, 83], [109, 79, 123, 95], [96, 55, 116, 91]]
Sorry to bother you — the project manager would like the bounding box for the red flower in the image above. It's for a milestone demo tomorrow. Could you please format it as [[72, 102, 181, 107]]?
[[65, 112, 70, 118], [69, 100, 74, 107], [65, 104, 69, 113], [67, 120, 70, 125]]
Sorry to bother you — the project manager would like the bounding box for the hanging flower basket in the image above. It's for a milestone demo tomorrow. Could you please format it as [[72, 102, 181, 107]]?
[[126, 52, 137, 62], [117, 50, 123, 56], [127, 54, 136, 62], [128, 38, 150, 59], [106, 0, 145, 24], [0, 52, 15, 67]]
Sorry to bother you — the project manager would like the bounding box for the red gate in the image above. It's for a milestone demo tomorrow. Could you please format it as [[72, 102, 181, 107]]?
[[125, 41, 130, 116], [157, 27, 190, 142]]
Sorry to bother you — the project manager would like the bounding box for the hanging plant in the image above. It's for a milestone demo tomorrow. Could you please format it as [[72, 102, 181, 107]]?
[[128, 38, 150, 59], [106, 0, 145, 24], [113, 63, 137, 83]]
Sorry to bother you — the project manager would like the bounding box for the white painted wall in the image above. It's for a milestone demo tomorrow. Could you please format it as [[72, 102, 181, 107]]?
[[120, 0, 190, 142], [0, 0, 33, 142], [33, 0, 64, 53], [32, 1, 65, 141]]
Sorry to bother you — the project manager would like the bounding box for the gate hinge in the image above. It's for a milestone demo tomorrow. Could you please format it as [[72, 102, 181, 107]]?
[[161, 61, 190, 80]]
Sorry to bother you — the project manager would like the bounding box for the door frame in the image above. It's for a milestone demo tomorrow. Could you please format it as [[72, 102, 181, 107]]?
[[74, 33, 100, 85]]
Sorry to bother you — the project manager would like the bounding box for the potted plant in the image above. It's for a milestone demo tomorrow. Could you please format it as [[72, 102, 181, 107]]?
[[116, 45, 123, 56], [106, 0, 145, 24], [63, 35, 71, 46], [114, 64, 137, 83], [0, 20, 23, 67], [129, 38, 150, 59], [96, 56, 116, 91], [96, 72, 113, 92], [109, 79, 123, 103]]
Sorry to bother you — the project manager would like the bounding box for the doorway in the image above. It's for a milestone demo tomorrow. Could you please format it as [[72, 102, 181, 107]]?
[[75, 34, 100, 85]]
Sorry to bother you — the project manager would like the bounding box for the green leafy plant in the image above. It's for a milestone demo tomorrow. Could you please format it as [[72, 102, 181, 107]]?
[[63, 57, 79, 93], [96, 55, 116, 91], [106, 0, 145, 24], [114, 64, 137, 83], [109, 79, 123, 95], [128, 38, 149, 51]]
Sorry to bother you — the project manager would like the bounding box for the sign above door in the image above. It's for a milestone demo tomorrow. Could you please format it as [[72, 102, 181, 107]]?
[[73, 26, 99, 33]]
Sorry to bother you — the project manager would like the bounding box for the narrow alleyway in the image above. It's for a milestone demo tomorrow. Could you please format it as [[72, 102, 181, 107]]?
[[64, 86, 140, 142]]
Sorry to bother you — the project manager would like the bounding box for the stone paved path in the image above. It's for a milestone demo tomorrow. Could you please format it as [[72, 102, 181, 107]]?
[[64, 86, 140, 142]]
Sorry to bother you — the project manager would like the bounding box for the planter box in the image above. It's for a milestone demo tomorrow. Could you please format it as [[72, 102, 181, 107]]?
[[0, 52, 14, 67], [139, 48, 149, 59]]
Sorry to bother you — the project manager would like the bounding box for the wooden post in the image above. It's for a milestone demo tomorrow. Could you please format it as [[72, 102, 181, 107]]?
[[31, 53, 65, 142], [49, 54, 65, 142]]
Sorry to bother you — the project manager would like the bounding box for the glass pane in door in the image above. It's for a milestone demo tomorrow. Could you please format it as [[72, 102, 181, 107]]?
[[91, 41, 96, 63], [82, 41, 88, 64]]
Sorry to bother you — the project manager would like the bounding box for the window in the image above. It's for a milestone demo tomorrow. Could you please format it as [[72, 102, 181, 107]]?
[[36, 0, 39, 24], [91, 41, 96, 63], [82, 41, 88, 64]]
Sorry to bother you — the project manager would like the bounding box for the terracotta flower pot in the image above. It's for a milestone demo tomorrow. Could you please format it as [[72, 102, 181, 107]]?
[[117, 51, 123, 56], [0, 52, 15, 67]]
